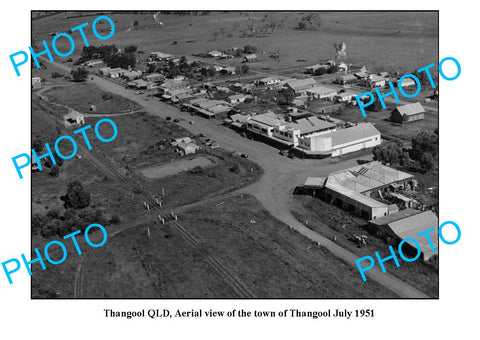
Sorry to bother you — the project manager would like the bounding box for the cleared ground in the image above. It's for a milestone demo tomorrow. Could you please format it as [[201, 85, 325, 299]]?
[[43, 83, 141, 114], [77, 195, 397, 298], [140, 156, 214, 179]]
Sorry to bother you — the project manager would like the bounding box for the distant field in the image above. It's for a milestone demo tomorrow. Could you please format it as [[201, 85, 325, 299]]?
[[44, 83, 141, 114], [32, 11, 438, 74], [74, 194, 397, 298]]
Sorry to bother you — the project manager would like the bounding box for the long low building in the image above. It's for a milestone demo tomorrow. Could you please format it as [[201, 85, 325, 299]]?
[[296, 123, 381, 157], [369, 209, 439, 260], [305, 162, 415, 220], [272, 116, 336, 146]]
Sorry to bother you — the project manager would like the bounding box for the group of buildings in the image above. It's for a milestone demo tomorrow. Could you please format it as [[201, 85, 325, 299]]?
[[303, 161, 438, 260]]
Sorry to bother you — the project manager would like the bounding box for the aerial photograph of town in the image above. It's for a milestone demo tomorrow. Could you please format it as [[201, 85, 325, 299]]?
[[30, 11, 439, 299]]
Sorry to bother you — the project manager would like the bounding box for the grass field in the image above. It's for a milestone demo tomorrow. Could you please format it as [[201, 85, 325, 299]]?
[[32, 11, 438, 74], [290, 194, 439, 298], [43, 83, 141, 114], [66, 194, 397, 298]]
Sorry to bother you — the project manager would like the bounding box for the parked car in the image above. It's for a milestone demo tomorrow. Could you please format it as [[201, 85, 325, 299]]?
[[135, 91, 144, 95], [189, 121, 194, 124], [173, 119, 180, 123], [240, 153, 248, 158], [166, 116, 172, 120], [210, 143, 220, 149]]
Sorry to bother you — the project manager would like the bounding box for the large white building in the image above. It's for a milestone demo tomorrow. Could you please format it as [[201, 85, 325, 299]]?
[[246, 112, 285, 137], [272, 116, 335, 146], [296, 123, 381, 157]]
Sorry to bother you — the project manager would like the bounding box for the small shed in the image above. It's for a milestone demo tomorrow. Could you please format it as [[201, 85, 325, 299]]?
[[176, 142, 200, 156], [390, 102, 425, 124]]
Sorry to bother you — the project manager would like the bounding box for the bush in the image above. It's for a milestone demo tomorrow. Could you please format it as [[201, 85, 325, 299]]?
[[109, 214, 121, 224], [70, 67, 89, 82], [243, 45, 257, 54], [61, 181, 91, 209], [51, 72, 63, 78]]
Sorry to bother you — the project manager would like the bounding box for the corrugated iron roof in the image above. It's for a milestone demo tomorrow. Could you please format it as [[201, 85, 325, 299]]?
[[395, 102, 425, 116], [331, 123, 380, 147]]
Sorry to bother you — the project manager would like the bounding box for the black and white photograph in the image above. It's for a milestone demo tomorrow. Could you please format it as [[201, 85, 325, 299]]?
[[3, 1, 479, 339], [30, 10, 439, 299]]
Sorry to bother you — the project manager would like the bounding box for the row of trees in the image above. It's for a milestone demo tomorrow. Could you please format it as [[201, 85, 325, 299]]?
[[75, 44, 138, 69]]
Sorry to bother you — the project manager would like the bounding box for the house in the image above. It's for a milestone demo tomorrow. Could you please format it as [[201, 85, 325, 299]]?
[[296, 123, 381, 157], [122, 70, 142, 81], [306, 86, 338, 101], [226, 113, 253, 129], [171, 137, 193, 146], [98, 67, 112, 75], [390, 102, 425, 124], [158, 79, 188, 96], [396, 77, 416, 87], [336, 74, 357, 85], [366, 74, 386, 88], [228, 94, 252, 105], [144, 73, 164, 83], [150, 52, 173, 61], [32, 77, 42, 89], [246, 112, 285, 137], [335, 90, 359, 102], [243, 54, 258, 62], [354, 72, 369, 80], [85, 59, 104, 67], [369, 209, 439, 260], [283, 78, 317, 95], [305, 161, 415, 220], [337, 62, 348, 72], [104, 68, 124, 78], [272, 116, 336, 146], [176, 142, 200, 156], [230, 82, 255, 93], [127, 79, 150, 89], [208, 50, 223, 58], [63, 110, 85, 127], [305, 64, 330, 74], [257, 76, 281, 88]]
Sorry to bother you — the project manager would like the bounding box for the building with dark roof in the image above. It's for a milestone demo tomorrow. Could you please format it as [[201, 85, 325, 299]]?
[[390, 102, 425, 124], [369, 209, 438, 260]]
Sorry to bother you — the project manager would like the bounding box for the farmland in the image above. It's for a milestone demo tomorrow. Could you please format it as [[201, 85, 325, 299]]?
[[33, 11, 438, 74]]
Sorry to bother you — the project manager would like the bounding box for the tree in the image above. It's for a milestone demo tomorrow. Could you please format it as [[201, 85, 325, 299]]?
[[32, 139, 44, 151], [61, 181, 91, 209], [70, 67, 89, 82], [49, 166, 60, 177], [241, 64, 249, 74], [282, 87, 296, 105], [133, 20, 139, 28], [124, 45, 138, 54], [372, 142, 403, 166], [366, 97, 383, 112], [411, 131, 438, 160], [420, 152, 435, 171], [243, 45, 257, 54]]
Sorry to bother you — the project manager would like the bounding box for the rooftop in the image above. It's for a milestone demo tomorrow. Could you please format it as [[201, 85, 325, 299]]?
[[394, 102, 425, 116], [330, 123, 380, 147], [327, 160, 414, 194], [284, 116, 335, 135], [285, 78, 317, 90], [249, 112, 284, 127]]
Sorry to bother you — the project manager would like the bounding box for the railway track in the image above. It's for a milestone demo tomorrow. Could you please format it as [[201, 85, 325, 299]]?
[[171, 221, 255, 298]]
